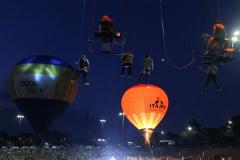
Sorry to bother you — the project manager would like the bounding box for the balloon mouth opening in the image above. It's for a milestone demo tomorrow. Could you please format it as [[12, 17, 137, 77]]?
[[140, 128, 154, 145]]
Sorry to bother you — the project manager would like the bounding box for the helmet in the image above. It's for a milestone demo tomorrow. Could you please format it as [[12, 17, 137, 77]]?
[[214, 21, 225, 30], [102, 15, 111, 21]]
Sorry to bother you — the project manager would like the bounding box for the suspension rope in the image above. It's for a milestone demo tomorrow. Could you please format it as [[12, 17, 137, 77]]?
[[159, 0, 195, 70], [81, 0, 87, 53], [121, 0, 128, 45], [217, 0, 221, 20], [88, 0, 96, 54]]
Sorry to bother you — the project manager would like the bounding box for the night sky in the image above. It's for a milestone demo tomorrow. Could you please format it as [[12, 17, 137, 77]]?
[[0, 0, 240, 140]]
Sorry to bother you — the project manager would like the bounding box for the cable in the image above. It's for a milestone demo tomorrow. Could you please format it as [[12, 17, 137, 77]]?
[[217, 0, 221, 20], [88, 0, 97, 54], [159, 0, 195, 70], [81, 0, 87, 53]]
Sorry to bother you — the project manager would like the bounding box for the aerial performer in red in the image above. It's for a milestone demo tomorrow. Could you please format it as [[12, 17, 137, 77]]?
[[92, 15, 124, 55], [98, 15, 115, 43], [202, 21, 234, 65], [199, 21, 237, 91]]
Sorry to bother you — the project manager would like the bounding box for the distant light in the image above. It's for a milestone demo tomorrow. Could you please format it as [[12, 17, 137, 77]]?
[[97, 138, 106, 142], [234, 31, 240, 36], [187, 126, 192, 131], [232, 36, 239, 42], [228, 120, 233, 125], [110, 156, 117, 160], [100, 119, 107, 123], [161, 58, 165, 62], [17, 115, 24, 119], [161, 130, 165, 135], [118, 112, 125, 116], [128, 141, 133, 145]]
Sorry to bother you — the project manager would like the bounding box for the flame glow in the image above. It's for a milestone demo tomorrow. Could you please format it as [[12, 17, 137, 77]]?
[[142, 128, 153, 145]]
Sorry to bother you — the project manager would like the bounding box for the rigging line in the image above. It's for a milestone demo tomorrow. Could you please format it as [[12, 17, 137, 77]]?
[[217, 0, 221, 20], [159, 0, 195, 70], [121, 0, 128, 39], [119, 0, 128, 53], [88, 0, 96, 54], [81, 0, 87, 53], [185, 0, 196, 57]]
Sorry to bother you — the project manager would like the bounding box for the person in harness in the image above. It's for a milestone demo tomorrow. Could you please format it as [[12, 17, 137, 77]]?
[[139, 54, 154, 83], [71, 54, 90, 86], [204, 64, 221, 91], [213, 21, 226, 47], [202, 21, 234, 64], [120, 52, 134, 77], [98, 15, 114, 43]]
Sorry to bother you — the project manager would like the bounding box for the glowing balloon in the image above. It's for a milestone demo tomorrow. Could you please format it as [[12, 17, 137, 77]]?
[[9, 55, 78, 132], [121, 84, 169, 144]]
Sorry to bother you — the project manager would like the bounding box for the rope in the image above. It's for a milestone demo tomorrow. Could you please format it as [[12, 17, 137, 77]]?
[[88, 0, 97, 54], [81, 0, 87, 53], [217, 0, 221, 20], [121, 0, 128, 46], [159, 0, 195, 70]]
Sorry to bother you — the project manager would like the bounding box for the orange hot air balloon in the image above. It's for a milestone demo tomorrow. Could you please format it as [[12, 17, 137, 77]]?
[[121, 84, 169, 144]]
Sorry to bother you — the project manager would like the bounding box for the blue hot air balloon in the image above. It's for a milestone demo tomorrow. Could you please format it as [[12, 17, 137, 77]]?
[[9, 55, 79, 132]]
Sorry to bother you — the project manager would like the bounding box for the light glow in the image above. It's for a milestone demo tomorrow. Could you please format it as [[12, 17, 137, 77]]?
[[232, 37, 239, 42], [234, 31, 240, 36]]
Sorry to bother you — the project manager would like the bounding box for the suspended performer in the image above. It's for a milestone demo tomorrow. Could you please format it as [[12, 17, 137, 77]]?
[[213, 21, 226, 46], [139, 54, 154, 83], [204, 64, 222, 91], [202, 21, 234, 64], [120, 52, 134, 77], [71, 55, 90, 86], [98, 15, 114, 43]]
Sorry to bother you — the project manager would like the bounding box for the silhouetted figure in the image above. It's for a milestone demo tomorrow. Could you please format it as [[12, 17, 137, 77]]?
[[139, 54, 154, 83], [121, 52, 134, 77], [71, 55, 90, 86]]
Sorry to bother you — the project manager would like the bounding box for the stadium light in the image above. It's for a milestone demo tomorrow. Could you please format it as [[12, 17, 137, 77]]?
[[16, 114, 24, 128], [118, 112, 125, 116], [118, 112, 125, 145], [100, 119, 107, 123], [99, 119, 107, 138], [118, 112, 125, 128], [97, 138, 106, 142], [99, 119, 107, 129]]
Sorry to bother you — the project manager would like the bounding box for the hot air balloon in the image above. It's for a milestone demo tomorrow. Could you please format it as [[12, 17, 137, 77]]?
[[9, 55, 78, 132], [121, 84, 169, 144]]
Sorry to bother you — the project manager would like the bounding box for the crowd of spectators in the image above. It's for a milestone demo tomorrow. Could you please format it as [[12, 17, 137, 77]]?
[[0, 146, 239, 160]]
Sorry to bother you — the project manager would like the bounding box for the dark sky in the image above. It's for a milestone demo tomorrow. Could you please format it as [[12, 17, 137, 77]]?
[[0, 0, 240, 140]]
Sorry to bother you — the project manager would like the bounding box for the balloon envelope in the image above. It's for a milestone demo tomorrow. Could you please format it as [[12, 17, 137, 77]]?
[[121, 84, 169, 131], [9, 55, 78, 132]]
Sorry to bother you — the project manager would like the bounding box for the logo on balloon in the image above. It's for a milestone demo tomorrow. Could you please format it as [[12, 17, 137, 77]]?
[[149, 97, 166, 110], [20, 80, 38, 87]]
